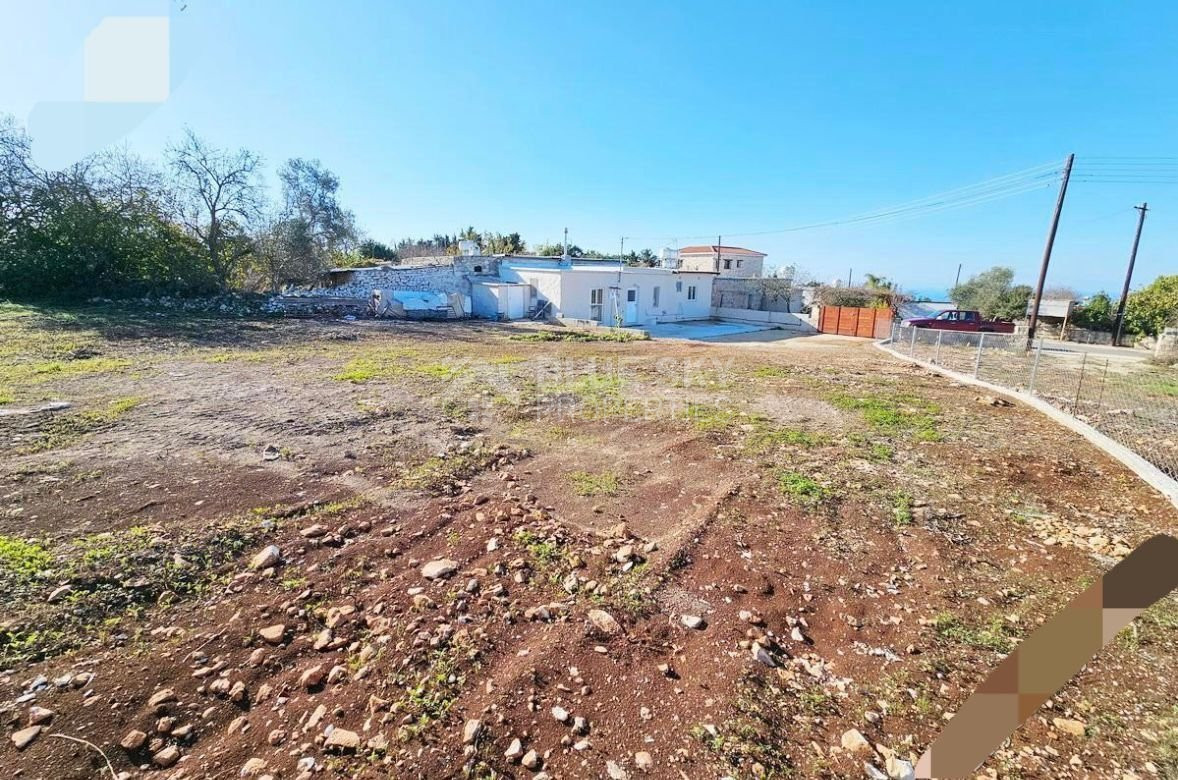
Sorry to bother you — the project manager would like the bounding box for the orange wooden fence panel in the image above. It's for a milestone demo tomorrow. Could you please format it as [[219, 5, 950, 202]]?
[[818, 306, 893, 339]]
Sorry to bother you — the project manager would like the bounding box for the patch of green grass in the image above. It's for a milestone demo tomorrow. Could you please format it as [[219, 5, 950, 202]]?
[[568, 470, 620, 497], [891, 491, 914, 526], [683, 402, 739, 432], [0, 355, 132, 388], [0, 536, 52, 579], [776, 470, 832, 506], [21, 396, 144, 453], [746, 426, 825, 453], [828, 391, 941, 441], [1144, 377, 1178, 398], [412, 362, 465, 380], [512, 529, 564, 567], [932, 612, 1015, 653], [510, 329, 649, 343], [868, 442, 895, 461], [750, 365, 790, 379], [0, 389, 13, 404]]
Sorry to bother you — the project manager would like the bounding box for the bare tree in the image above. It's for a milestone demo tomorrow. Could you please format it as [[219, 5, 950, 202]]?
[[167, 128, 263, 288]]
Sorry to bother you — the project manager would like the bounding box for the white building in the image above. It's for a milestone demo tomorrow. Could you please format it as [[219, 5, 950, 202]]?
[[676, 245, 766, 278], [488, 257, 714, 326]]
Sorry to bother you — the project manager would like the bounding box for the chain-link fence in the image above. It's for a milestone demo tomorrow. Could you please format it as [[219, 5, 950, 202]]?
[[889, 324, 1178, 479]]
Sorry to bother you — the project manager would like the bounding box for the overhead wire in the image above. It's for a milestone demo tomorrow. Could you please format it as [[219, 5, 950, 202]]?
[[624, 160, 1064, 243]]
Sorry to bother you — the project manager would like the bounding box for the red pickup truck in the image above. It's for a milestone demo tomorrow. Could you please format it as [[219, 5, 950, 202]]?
[[902, 310, 1015, 333]]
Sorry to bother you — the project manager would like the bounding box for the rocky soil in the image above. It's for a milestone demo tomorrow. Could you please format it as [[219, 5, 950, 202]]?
[[1, 304, 1176, 779]]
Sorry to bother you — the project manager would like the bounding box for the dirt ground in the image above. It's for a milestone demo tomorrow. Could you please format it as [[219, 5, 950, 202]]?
[[1, 303, 1176, 780]]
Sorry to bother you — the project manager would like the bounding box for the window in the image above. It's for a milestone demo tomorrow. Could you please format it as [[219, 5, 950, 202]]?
[[687, 285, 697, 301], [473, 264, 483, 273], [627, 288, 637, 303], [675, 281, 682, 292], [723, 259, 732, 270], [590, 288, 604, 321], [652, 286, 660, 307], [736, 258, 744, 268]]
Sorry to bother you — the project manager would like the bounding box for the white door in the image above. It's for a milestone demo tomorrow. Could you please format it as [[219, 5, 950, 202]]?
[[506, 286, 526, 319], [624, 287, 639, 325]]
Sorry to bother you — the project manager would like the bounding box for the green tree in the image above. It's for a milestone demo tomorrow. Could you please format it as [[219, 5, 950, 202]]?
[[1073, 292, 1114, 331], [358, 239, 396, 261], [1124, 275, 1178, 336], [950, 266, 1029, 319], [864, 273, 895, 291]]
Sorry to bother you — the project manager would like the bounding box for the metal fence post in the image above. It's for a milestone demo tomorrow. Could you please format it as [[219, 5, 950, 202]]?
[[1028, 339, 1043, 395], [1072, 352, 1088, 413], [934, 330, 943, 364], [909, 326, 917, 355], [1095, 358, 1110, 413], [973, 332, 985, 377]]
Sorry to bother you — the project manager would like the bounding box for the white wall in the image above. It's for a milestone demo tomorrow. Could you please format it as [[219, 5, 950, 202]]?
[[498, 261, 713, 325]]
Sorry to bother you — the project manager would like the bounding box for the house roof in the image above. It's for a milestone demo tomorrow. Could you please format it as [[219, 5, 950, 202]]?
[[677, 245, 766, 257]]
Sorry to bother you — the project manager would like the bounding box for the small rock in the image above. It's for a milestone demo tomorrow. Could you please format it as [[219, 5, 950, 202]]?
[[1053, 717, 1087, 738], [587, 609, 622, 636], [606, 759, 630, 779], [886, 755, 916, 780], [27, 706, 55, 725], [634, 751, 653, 772], [463, 719, 483, 744], [680, 614, 705, 630], [120, 729, 148, 751], [249, 545, 281, 570], [505, 737, 523, 760], [421, 558, 459, 580], [148, 688, 177, 707], [521, 748, 541, 770], [551, 705, 569, 723], [11, 725, 42, 750], [240, 757, 267, 776], [153, 745, 181, 768], [256, 626, 283, 645], [841, 728, 872, 753], [324, 727, 360, 751], [300, 664, 326, 689], [751, 642, 776, 667]]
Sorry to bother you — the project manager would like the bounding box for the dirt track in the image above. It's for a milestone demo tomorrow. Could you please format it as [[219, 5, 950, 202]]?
[[1, 305, 1176, 779]]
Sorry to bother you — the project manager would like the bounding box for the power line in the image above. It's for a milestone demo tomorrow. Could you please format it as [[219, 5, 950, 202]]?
[[625, 160, 1063, 243]]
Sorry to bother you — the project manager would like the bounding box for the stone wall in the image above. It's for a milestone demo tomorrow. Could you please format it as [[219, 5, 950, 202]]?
[[711, 278, 803, 312], [308, 256, 500, 299], [1157, 328, 1178, 361]]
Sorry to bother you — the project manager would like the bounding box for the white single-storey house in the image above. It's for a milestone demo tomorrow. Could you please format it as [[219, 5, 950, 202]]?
[[492, 257, 714, 326], [677, 245, 766, 278], [297, 253, 715, 326]]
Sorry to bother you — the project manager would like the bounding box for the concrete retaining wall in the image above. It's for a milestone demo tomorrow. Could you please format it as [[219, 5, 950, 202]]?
[[710, 306, 815, 330]]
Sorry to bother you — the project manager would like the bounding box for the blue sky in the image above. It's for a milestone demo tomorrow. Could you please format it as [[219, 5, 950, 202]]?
[[2, 0, 1176, 295]]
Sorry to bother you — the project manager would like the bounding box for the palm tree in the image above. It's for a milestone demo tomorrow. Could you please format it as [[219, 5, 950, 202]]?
[[864, 273, 895, 291]]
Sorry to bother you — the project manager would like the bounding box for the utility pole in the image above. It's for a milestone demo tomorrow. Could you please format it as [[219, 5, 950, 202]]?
[[954, 263, 962, 290], [1027, 153, 1075, 344], [563, 227, 568, 257], [847, 268, 853, 287], [715, 235, 722, 274], [1113, 203, 1149, 346]]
